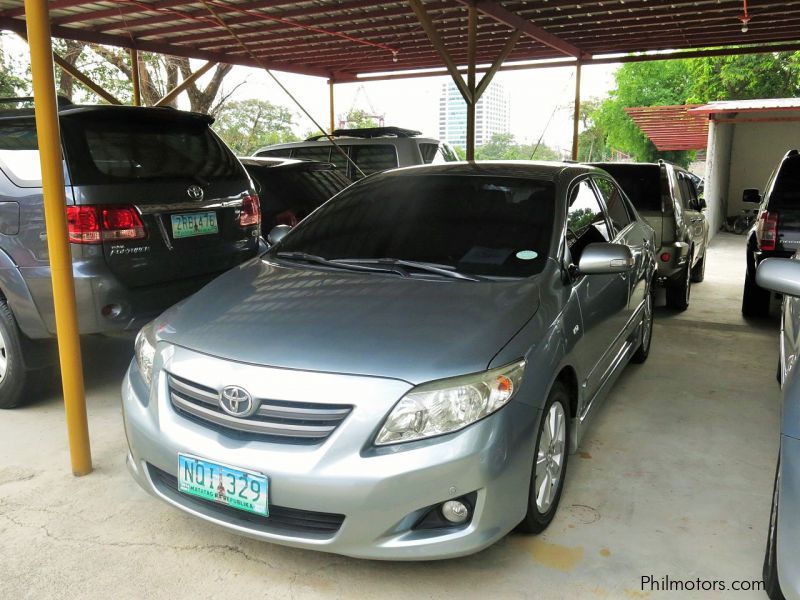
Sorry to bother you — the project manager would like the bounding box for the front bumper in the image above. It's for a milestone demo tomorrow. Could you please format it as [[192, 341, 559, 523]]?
[[778, 435, 800, 600], [121, 347, 539, 560]]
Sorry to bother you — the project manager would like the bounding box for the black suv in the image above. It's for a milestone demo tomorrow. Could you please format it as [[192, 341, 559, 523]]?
[[743, 149, 800, 317], [238, 157, 351, 233], [0, 98, 260, 408]]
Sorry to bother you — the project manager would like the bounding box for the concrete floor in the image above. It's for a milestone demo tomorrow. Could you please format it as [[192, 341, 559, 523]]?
[[0, 233, 781, 599]]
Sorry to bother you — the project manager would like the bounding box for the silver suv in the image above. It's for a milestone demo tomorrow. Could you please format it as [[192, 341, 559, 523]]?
[[254, 126, 457, 181], [593, 161, 709, 311], [0, 99, 260, 408]]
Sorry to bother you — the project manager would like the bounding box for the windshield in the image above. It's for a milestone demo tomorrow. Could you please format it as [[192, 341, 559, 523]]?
[[273, 173, 555, 278], [60, 113, 242, 185]]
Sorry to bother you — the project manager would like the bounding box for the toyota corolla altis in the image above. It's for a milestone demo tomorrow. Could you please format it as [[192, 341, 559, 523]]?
[[122, 162, 656, 560]]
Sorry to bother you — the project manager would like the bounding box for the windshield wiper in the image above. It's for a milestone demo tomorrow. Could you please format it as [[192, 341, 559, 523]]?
[[335, 258, 483, 282], [275, 252, 406, 276]]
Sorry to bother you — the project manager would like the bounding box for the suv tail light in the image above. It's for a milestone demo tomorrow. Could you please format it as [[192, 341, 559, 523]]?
[[66, 205, 146, 244], [240, 194, 260, 227], [756, 211, 779, 251]]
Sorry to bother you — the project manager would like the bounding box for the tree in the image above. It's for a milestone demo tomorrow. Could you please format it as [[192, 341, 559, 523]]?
[[475, 132, 560, 161], [340, 108, 379, 129], [212, 99, 299, 155], [576, 98, 612, 162]]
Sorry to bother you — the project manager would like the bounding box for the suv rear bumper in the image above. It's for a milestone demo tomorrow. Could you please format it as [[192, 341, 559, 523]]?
[[655, 241, 690, 285], [21, 260, 222, 339]]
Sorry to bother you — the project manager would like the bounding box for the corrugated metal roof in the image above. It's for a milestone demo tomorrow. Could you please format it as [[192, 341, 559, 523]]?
[[626, 105, 709, 151], [0, 1, 800, 81], [690, 98, 800, 115]]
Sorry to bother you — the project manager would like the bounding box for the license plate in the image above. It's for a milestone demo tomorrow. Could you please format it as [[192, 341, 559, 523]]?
[[171, 211, 218, 239], [178, 454, 269, 516]]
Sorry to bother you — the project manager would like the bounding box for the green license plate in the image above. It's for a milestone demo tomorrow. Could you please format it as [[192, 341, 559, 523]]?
[[178, 454, 269, 516], [171, 211, 218, 239]]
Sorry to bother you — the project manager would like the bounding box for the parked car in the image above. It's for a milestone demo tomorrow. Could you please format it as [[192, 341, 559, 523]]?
[[238, 157, 351, 232], [742, 149, 800, 317], [592, 161, 708, 311], [755, 256, 800, 600], [0, 98, 260, 409], [254, 126, 458, 181], [123, 162, 656, 559]]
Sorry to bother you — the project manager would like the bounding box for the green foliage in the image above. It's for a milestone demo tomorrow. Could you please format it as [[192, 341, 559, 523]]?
[[567, 208, 596, 233], [475, 132, 559, 161], [341, 109, 379, 129], [592, 52, 800, 165], [212, 99, 299, 155]]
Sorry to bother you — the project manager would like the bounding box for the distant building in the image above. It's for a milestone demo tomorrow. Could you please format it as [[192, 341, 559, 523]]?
[[438, 80, 510, 148]]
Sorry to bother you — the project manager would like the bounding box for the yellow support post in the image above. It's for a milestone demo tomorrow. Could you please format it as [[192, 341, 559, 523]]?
[[25, 0, 92, 476]]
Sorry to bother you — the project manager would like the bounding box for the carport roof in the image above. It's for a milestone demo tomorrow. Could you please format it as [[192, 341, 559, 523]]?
[[2, 1, 800, 81], [625, 104, 709, 151]]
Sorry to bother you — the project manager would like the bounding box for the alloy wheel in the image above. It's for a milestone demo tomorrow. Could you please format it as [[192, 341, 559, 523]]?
[[535, 402, 567, 513]]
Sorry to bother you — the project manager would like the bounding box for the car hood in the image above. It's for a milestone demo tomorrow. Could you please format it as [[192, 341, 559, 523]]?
[[156, 258, 540, 384]]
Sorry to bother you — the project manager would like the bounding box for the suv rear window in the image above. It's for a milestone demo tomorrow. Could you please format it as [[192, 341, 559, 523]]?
[[771, 155, 800, 208], [60, 113, 242, 185], [598, 164, 662, 212]]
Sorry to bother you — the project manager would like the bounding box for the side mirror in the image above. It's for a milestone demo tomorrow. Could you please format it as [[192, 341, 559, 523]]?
[[578, 243, 635, 275], [742, 188, 761, 205], [756, 258, 800, 297], [267, 224, 292, 245]]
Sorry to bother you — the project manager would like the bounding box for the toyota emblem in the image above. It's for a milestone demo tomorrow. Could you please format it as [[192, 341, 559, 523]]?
[[187, 184, 204, 201], [219, 386, 255, 417]]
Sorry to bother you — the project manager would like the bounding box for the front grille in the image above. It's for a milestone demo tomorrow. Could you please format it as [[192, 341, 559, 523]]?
[[148, 465, 345, 536], [167, 373, 352, 444]]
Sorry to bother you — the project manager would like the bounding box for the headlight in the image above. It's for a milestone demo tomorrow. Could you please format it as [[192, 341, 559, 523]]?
[[375, 360, 526, 445], [134, 321, 157, 386]]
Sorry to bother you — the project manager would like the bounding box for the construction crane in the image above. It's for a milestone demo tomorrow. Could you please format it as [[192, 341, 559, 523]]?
[[338, 84, 385, 128]]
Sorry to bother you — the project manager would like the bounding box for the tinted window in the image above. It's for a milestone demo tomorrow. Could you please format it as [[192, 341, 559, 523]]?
[[292, 146, 331, 162], [770, 156, 800, 208], [0, 119, 42, 186], [256, 149, 292, 158], [420, 143, 457, 164], [246, 166, 350, 230], [350, 145, 397, 179], [567, 180, 610, 263], [594, 177, 632, 233], [677, 173, 698, 209], [60, 113, 242, 185], [275, 174, 555, 278], [599, 165, 661, 212]]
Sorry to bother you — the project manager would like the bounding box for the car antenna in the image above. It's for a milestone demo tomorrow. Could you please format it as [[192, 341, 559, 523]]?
[[201, 1, 365, 179]]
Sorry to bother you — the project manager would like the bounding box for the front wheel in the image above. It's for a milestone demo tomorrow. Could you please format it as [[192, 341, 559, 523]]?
[[517, 383, 570, 534], [763, 459, 786, 600]]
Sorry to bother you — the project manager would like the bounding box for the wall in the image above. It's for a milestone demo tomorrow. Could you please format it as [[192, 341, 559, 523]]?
[[726, 111, 800, 216], [703, 119, 733, 237]]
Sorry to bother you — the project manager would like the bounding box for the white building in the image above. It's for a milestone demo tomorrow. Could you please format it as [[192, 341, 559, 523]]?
[[438, 80, 510, 148]]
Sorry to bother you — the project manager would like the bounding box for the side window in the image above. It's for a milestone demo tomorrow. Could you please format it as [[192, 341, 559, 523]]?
[[593, 177, 632, 234], [292, 146, 332, 163], [350, 145, 397, 179], [567, 180, 611, 263], [0, 120, 42, 186], [669, 169, 685, 217], [678, 173, 699, 209]]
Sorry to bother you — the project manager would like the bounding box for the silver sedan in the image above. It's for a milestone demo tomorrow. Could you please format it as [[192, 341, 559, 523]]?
[[122, 162, 656, 559]]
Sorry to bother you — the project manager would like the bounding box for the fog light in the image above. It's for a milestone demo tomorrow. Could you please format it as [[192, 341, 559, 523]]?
[[441, 500, 469, 523], [101, 303, 122, 318], [660, 252, 671, 262]]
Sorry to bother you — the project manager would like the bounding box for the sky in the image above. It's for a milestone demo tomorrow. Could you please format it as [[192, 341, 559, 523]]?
[[218, 61, 620, 154], [1, 32, 620, 153]]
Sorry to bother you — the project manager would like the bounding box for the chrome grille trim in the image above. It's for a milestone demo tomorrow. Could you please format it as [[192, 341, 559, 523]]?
[[167, 373, 352, 442]]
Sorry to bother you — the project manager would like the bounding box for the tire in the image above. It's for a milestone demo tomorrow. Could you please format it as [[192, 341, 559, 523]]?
[[517, 382, 570, 534], [733, 218, 747, 235], [666, 254, 692, 311], [742, 249, 771, 318], [631, 286, 654, 364], [0, 299, 30, 409], [690, 251, 706, 283], [763, 459, 786, 600]]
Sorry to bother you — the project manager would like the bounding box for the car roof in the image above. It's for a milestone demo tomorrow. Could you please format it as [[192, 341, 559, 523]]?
[[0, 100, 213, 124], [255, 136, 440, 153]]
